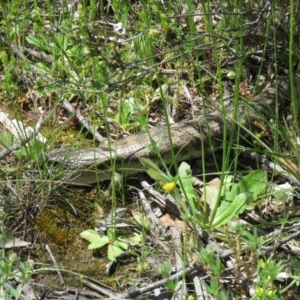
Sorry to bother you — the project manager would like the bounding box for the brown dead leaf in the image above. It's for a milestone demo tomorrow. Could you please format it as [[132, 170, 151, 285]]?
[[0, 237, 31, 249], [200, 178, 222, 209], [278, 157, 299, 174], [159, 213, 186, 230]]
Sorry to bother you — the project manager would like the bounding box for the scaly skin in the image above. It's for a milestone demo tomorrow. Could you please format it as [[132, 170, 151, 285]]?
[[48, 77, 293, 185]]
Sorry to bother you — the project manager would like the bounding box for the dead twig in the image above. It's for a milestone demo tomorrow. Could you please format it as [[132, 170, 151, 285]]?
[[140, 180, 181, 218], [243, 150, 300, 185], [81, 278, 124, 299], [0, 114, 45, 160], [124, 263, 207, 298], [45, 244, 66, 290], [170, 227, 188, 300], [62, 99, 105, 143]]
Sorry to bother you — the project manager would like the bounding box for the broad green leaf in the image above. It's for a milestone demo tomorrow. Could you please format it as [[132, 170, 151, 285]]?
[[220, 171, 266, 204], [80, 229, 99, 242], [139, 157, 169, 181], [114, 239, 129, 251], [80, 229, 109, 249], [212, 192, 253, 228], [227, 70, 236, 78], [26, 35, 50, 51], [54, 33, 68, 51], [88, 237, 109, 250], [108, 243, 126, 261], [0, 131, 16, 147], [119, 233, 141, 246], [208, 171, 267, 229], [139, 157, 161, 173], [237, 170, 267, 198], [178, 162, 198, 201], [36, 62, 50, 75]]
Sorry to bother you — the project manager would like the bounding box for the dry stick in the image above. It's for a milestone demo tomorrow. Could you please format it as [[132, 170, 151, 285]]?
[[138, 189, 161, 229], [193, 275, 212, 300], [136, 188, 171, 253], [171, 228, 184, 272], [0, 136, 34, 160], [81, 279, 124, 299], [220, 222, 300, 259], [0, 115, 44, 160], [170, 227, 188, 300], [1, 36, 105, 143], [183, 84, 200, 118], [140, 180, 181, 218], [45, 244, 66, 290], [30, 282, 103, 299], [243, 150, 300, 185], [261, 224, 300, 253], [21, 283, 37, 300], [62, 99, 105, 143], [124, 263, 207, 298], [24, 46, 53, 64]]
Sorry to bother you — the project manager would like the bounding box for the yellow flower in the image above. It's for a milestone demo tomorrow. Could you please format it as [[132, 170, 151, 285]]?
[[255, 287, 276, 298], [255, 287, 264, 296], [266, 289, 276, 297], [163, 182, 176, 193]]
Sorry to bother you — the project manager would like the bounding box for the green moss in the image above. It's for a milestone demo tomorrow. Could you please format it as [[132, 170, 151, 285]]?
[[35, 208, 74, 245], [42, 127, 89, 147]]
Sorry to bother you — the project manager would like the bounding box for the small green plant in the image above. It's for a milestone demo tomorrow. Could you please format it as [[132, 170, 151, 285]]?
[[115, 96, 149, 131], [0, 216, 33, 299], [156, 260, 172, 278], [280, 258, 300, 295], [200, 246, 229, 299], [156, 261, 176, 292], [206, 170, 268, 229], [141, 157, 267, 230], [135, 214, 151, 272], [80, 228, 141, 261], [254, 258, 283, 300]]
